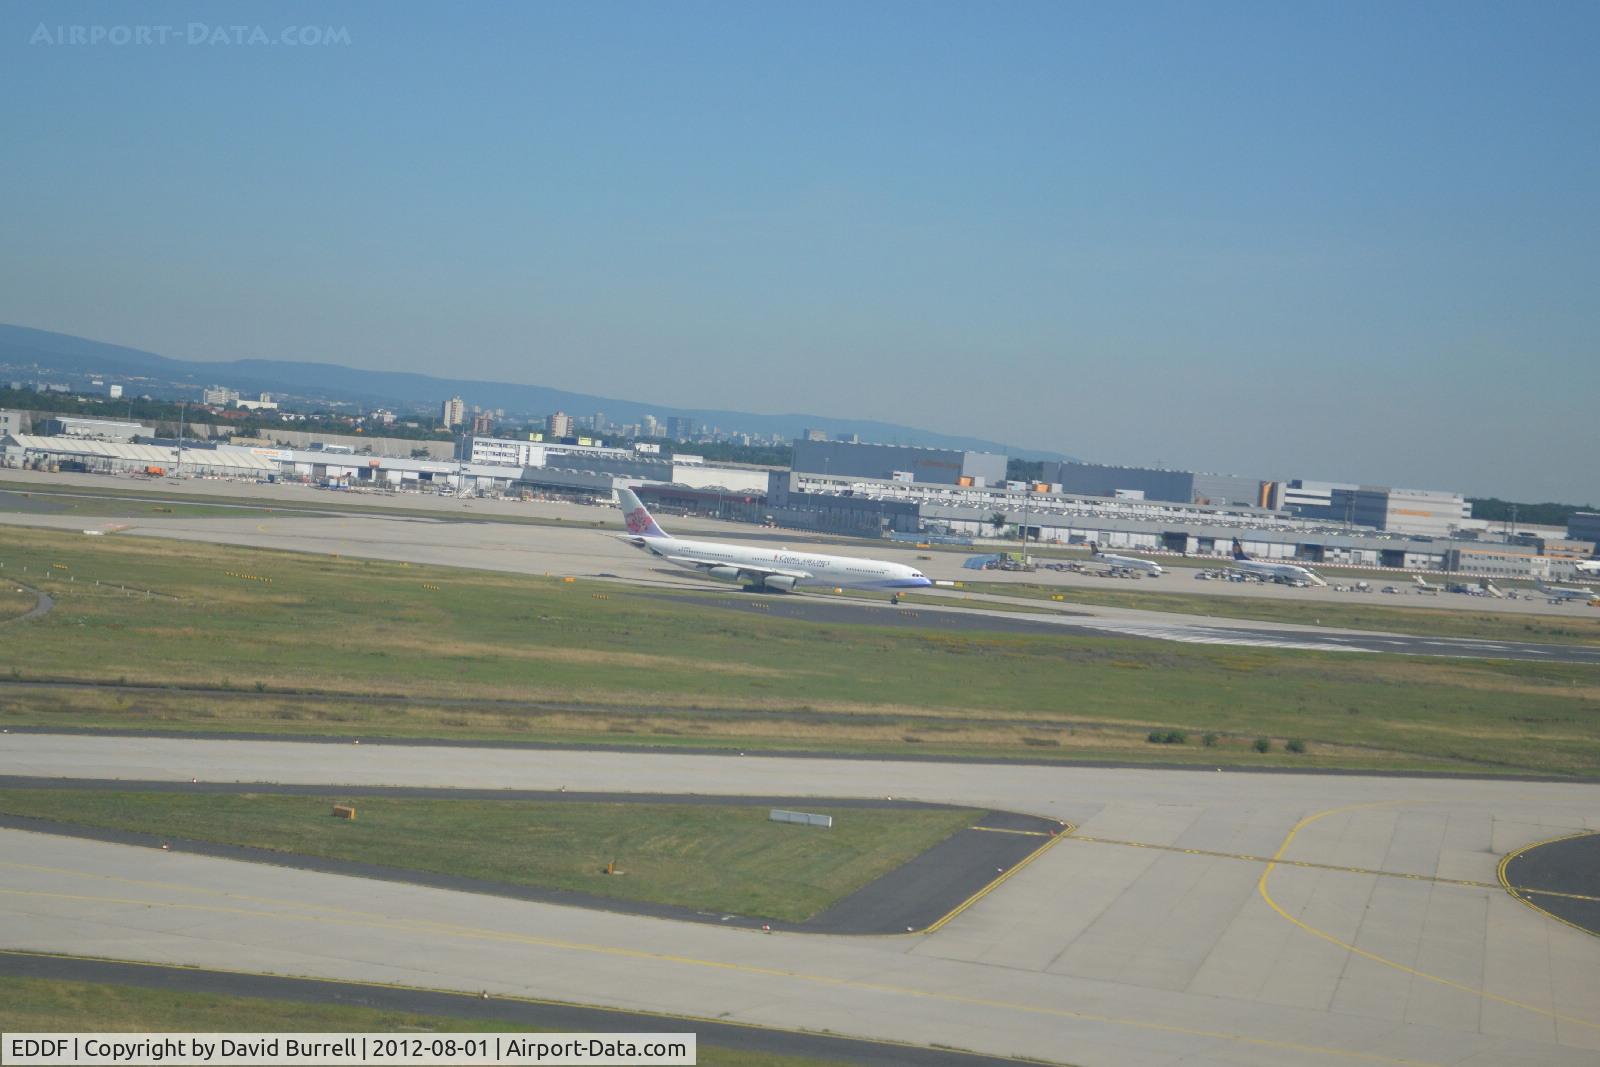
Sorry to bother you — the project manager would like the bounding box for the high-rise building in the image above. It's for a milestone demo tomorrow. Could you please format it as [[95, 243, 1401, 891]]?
[[666, 416, 693, 440], [803, 428, 828, 441], [547, 411, 574, 439], [472, 412, 495, 436], [441, 396, 466, 427], [202, 385, 240, 406], [593, 411, 605, 432], [642, 415, 660, 438]]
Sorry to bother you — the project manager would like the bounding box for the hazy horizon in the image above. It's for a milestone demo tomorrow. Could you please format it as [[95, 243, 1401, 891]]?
[[3, 2, 1596, 501]]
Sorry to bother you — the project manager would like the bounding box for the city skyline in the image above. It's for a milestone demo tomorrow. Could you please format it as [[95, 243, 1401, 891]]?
[[2, 318, 1595, 504], [2, 2, 1597, 500]]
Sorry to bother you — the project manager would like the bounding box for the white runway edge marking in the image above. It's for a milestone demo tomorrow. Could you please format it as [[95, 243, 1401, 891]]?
[[1081, 620, 1364, 652]]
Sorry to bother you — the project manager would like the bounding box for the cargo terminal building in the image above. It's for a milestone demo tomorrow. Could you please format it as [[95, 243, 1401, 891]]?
[[1, 430, 768, 501], [768, 469, 1520, 574], [791, 439, 1007, 487], [1041, 461, 1271, 509]]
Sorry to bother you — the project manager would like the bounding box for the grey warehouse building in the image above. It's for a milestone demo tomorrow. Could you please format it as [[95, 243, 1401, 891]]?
[[791, 439, 1006, 487], [765, 470, 1471, 571], [1568, 513, 1600, 548], [1041, 461, 1268, 508]]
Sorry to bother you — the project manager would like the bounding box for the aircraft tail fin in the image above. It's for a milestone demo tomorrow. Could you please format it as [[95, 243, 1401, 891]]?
[[617, 487, 668, 539], [1231, 538, 1249, 561]]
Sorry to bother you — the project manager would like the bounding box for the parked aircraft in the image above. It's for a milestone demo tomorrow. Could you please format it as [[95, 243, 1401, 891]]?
[[1086, 542, 1164, 576], [1534, 579, 1599, 604], [1229, 539, 1327, 586], [1571, 559, 1600, 576], [615, 488, 933, 595]]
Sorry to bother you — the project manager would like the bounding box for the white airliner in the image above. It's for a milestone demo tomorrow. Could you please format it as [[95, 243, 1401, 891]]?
[[1229, 538, 1327, 586], [1085, 541, 1164, 576], [1571, 559, 1600, 576], [1535, 579, 1598, 604], [615, 488, 933, 595]]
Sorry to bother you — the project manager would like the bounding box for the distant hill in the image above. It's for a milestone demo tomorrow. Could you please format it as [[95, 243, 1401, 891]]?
[[0, 323, 1068, 460]]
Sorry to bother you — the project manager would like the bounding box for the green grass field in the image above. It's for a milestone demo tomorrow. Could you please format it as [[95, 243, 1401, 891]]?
[[0, 791, 976, 922], [0, 977, 856, 1067], [961, 582, 1600, 645], [2, 526, 1599, 774], [0, 583, 36, 621]]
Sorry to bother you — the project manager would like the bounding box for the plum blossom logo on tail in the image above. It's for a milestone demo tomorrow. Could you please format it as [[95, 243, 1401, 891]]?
[[625, 508, 653, 535]]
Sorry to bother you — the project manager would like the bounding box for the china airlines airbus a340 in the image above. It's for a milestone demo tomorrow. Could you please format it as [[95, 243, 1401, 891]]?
[[615, 488, 933, 596]]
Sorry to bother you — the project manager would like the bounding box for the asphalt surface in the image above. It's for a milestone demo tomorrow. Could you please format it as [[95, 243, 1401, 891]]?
[[2, 726, 1588, 781], [1503, 832, 1600, 937], [4, 737, 1599, 1066], [671, 591, 1600, 664], [0, 779, 1060, 935], [0, 951, 1030, 1067]]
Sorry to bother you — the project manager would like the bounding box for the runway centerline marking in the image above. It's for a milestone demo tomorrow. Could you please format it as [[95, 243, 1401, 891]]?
[[0, 857, 1442, 1065]]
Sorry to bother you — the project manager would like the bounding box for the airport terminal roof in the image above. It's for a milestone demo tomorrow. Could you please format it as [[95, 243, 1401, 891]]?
[[2, 434, 277, 471]]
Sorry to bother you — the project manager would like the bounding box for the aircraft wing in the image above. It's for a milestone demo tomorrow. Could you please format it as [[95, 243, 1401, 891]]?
[[663, 554, 813, 580]]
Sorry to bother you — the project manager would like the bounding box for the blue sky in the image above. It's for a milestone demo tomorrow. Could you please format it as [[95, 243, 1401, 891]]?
[[2, 2, 1596, 500]]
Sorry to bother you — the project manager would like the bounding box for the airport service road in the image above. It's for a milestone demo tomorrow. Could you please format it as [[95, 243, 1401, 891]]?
[[3, 735, 1599, 1066]]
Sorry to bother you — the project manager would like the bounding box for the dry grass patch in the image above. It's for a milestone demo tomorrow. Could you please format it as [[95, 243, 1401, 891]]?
[[373, 634, 800, 677], [1295, 657, 1600, 702], [0, 585, 38, 622]]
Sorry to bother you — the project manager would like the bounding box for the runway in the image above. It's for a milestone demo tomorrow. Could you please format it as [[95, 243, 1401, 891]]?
[[3, 734, 1598, 1065], [669, 592, 1600, 664], [5, 467, 1596, 614], [4, 508, 1598, 664]]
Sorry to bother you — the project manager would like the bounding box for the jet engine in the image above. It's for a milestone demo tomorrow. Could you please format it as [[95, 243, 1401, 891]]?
[[762, 575, 800, 593], [706, 566, 742, 582]]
